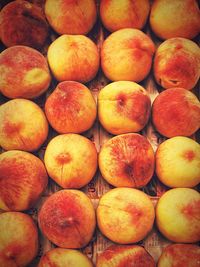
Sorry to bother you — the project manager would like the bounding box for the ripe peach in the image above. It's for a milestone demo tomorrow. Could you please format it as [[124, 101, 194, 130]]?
[[38, 248, 93, 267], [157, 243, 200, 267], [99, 133, 155, 188], [44, 134, 97, 188], [0, 0, 49, 49], [156, 188, 200, 243], [101, 28, 155, 82], [0, 150, 48, 211], [153, 38, 200, 90], [38, 189, 96, 248], [100, 0, 150, 32], [97, 244, 155, 267], [98, 81, 151, 135], [45, 81, 96, 134], [0, 99, 48, 151], [0, 211, 38, 267], [45, 0, 97, 35], [152, 88, 200, 138], [47, 34, 99, 83], [97, 187, 155, 244], [150, 0, 200, 40], [0, 45, 51, 99], [156, 137, 200, 188]]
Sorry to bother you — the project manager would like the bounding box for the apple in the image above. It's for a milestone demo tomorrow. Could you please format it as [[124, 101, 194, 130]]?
[[0, 0, 49, 49], [98, 81, 151, 135], [0, 211, 38, 267], [47, 34, 99, 83], [150, 0, 200, 40], [156, 136, 200, 188], [100, 0, 150, 32], [45, 0, 97, 35], [45, 81, 97, 134], [101, 28, 155, 82], [99, 133, 155, 188], [38, 248, 93, 267], [156, 188, 200, 243], [157, 243, 200, 267], [0, 45, 51, 99], [0, 99, 49, 152], [0, 150, 48, 211], [153, 38, 200, 90], [152, 88, 200, 138], [97, 187, 155, 244], [38, 189, 96, 248], [44, 134, 97, 189]]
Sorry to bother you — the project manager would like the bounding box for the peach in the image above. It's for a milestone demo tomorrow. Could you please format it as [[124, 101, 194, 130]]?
[[98, 81, 151, 134], [38, 189, 96, 248], [38, 248, 93, 267], [0, 0, 49, 49], [150, 0, 200, 40], [44, 134, 97, 188], [157, 243, 200, 267], [0, 211, 38, 267], [100, 0, 150, 32], [156, 137, 200, 188], [0, 150, 48, 211], [152, 88, 200, 138], [0, 45, 51, 99], [99, 133, 155, 188], [156, 188, 200, 243], [45, 81, 96, 134], [153, 38, 200, 90], [101, 28, 155, 82], [45, 0, 97, 35], [47, 34, 99, 83], [0, 99, 48, 151], [97, 187, 155, 244], [97, 244, 155, 267]]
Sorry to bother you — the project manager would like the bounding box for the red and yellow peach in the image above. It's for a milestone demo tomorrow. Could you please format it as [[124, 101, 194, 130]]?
[[38, 189, 96, 248]]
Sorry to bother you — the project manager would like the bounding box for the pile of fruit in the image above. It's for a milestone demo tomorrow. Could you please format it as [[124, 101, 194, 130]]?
[[0, 0, 199, 266]]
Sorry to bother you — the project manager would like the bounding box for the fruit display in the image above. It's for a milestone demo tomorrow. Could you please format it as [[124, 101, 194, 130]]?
[[0, 0, 199, 266]]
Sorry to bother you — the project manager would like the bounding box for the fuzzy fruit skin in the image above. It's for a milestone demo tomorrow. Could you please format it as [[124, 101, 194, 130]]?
[[152, 88, 200, 138], [99, 133, 155, 188], [157, 243, 200, 267], [0, 99, 49, 152], [45, 0, 97, 35], [0, 0, 49, 49], [97, 187, 155, 244], [153, 38, 200, 90], [0, 211, 38, 267], [45, 81, 97, 134], [47, 34, 99, 83], [100, 0, 150, 32], [0, 45, 51, 99], [150, 0, 200, 40], [96, 244, 155, 267], [0, 150, 48, 211], [156, 188, 200, 243], [98, 81, 151, 135], [38, 248, 94, 267], [44, 134, 97, 189], [101, 28, 155, 82], [156, 136, 200, 188], [38, 189, 96, 248]]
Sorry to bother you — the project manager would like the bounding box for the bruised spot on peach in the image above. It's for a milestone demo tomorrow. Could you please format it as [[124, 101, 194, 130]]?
[[3, 121, 22, 136], [56, 153, 72, 165], [184, 150, 195, 161], [181, 200, 200, 219]]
